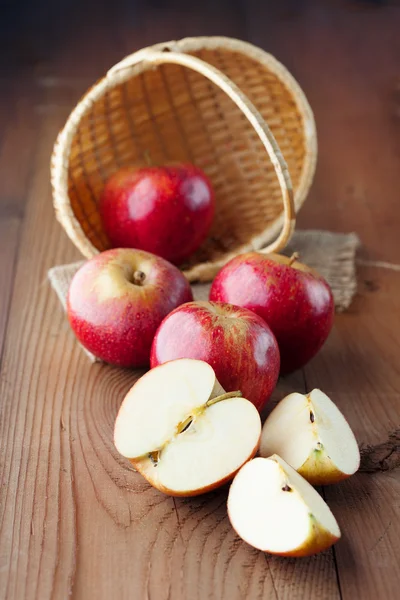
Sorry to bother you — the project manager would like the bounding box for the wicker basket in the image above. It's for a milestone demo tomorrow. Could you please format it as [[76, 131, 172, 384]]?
[[51, 36, 317, 282]]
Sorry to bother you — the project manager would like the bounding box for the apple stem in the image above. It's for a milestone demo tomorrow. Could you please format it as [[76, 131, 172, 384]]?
[[206, 390, 242, 407], [144, 150, 153, 167], [288, 252, 299, 266], [132, 270, 146, 286]]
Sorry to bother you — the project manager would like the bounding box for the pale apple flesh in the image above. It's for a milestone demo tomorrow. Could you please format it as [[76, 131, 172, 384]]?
[[227, 455, 341, 557], [114, 359, 262, 496], [260, 389, 360, 485]]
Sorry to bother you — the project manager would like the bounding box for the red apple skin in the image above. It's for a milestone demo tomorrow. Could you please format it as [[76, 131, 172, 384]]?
[[150, 301, 280, 412], [99, 164, 215, 265], [209, 253, 334, 374], [67, 248, 193, 368]]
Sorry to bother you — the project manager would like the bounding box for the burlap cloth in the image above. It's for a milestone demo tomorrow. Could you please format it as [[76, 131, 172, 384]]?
[[48, 229, 400, 473]]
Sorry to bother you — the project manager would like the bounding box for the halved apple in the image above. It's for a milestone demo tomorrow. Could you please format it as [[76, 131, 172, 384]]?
[[227, 455, 341, 557], [114, 359, 262, 496], [260, 389, 360, 484]]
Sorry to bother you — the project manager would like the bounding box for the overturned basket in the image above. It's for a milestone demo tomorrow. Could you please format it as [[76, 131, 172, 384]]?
[[51, 36, 317, 282]]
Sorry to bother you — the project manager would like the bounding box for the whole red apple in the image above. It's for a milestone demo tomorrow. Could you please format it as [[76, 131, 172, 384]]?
[[67, 248, 193, 367], [209, 253, 334, 374], [99, 164, 215, 264], [150, 301, 280, 412]]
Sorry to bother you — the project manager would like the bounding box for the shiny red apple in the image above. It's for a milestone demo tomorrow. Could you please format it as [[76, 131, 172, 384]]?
[[209, 253, 334, 374], [150, 301, 280, 412], [67, 248, 193, 367], [99, 164, 215, 264]]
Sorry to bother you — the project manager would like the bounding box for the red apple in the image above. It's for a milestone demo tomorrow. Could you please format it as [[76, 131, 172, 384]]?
[[99, 163, 215, 264], [209, 253, 334, 374], [67, 248, 193, 367], [150, 301, 280, 412]]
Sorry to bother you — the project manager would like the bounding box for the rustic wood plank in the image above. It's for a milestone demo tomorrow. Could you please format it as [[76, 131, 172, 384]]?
[[0, 74, 41, 360], [0, 76, 40, 212], [0, 219, 20, 360], [0, 115, 79, 600], [322, 472, 400, 600]]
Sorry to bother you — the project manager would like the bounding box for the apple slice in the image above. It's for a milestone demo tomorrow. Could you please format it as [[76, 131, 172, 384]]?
[[227, 455, 341, 557], [114, 359, 261, 496], [260, 389, 360, 484]]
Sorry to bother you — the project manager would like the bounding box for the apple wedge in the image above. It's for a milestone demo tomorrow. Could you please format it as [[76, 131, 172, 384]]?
[[260, 389, 360, 484], [227, 455, 341, 557], [114, 359, 262, 496]]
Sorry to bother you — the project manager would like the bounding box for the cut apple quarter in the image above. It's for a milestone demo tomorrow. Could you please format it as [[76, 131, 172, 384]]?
[[260, 389, 360, 485], [114, 359, 262, 496], [228, 455, 341, 557]]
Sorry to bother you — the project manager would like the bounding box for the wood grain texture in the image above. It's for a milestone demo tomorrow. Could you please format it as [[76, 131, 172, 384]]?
[[323, 472, 400, 600], [0, 219, 20, 359], [1, 1, 400, 599], [0, 75, 40, 360]]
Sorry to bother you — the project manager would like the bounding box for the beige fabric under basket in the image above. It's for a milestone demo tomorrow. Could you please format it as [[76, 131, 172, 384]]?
[[51, 36, 317, 281]]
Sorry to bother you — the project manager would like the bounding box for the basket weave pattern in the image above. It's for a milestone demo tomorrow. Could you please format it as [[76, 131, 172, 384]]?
[[52, 37, 317, 281]]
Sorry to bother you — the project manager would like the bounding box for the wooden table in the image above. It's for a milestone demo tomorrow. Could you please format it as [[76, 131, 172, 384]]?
[[1, 1, 400, 598]]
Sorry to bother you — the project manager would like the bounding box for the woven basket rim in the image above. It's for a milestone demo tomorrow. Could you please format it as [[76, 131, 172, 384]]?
[[51, 36, 317, 281]]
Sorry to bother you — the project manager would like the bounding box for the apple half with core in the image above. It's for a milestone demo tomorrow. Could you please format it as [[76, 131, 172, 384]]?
[[114, 359, 262, 496], [227, 455, 341, 557], [260, 389, 360, 484], [67, 248, 193, 367], [209, 252, 334, 374], [99, 164, 215, 264], [150, 301, 280, 412]]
